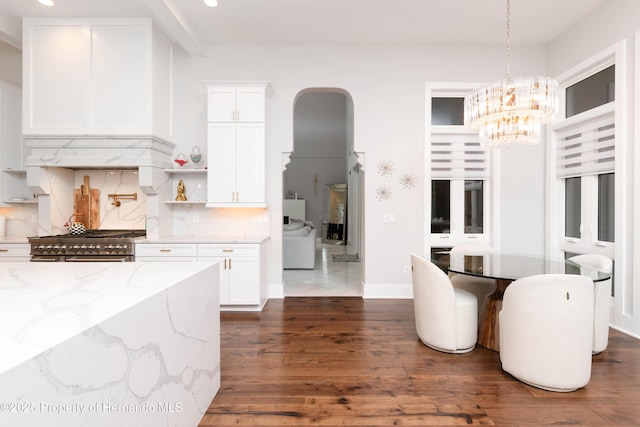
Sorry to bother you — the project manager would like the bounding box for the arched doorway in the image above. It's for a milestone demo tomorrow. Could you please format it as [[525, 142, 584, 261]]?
[[282, 88, 362, 296]]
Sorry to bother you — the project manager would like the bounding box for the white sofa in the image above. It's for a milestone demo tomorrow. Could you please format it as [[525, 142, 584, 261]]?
[[283, 220, 317, 269]]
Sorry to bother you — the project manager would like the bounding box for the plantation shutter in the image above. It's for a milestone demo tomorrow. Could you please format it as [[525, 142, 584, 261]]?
[[430, 130, 488, 180], [554, 102, 615, 178]]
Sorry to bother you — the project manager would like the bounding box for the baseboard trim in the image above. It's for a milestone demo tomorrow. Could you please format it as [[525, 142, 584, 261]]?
[[269, 283, 285, 299], [274, 281, 414, 300], [363, 283, 413, 299]]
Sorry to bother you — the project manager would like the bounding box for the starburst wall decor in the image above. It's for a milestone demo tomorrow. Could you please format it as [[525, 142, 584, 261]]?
[[399, 174, 417, 189], [375, 185, 392, 201], [377, 161, 394, 177]]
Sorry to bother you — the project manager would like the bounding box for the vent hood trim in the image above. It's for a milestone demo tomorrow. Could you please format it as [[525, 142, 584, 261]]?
[[24, 135, 176, 169]]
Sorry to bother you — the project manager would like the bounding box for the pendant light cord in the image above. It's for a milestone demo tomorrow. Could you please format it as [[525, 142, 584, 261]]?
[[506, 0, 511, 82]]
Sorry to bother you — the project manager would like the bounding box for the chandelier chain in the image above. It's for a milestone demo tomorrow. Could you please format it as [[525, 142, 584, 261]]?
[[506, 0, 511, 81]]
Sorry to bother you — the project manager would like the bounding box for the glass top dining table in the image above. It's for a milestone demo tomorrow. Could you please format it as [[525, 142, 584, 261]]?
[[431, 252, 612, 351], [432, 252, 611, 285]]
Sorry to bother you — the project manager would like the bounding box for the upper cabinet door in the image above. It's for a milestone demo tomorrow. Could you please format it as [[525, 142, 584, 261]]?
[[24, 23, 88, 132], [207, 87, 237, 122], [22, 18, 172, 137], [90, 24, 150, 131], [235, 87, 266, 122], [205, 83, 269, 123]]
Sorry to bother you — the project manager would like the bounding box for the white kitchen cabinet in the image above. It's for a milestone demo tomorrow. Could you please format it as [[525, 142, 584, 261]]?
[[204, 82, 270, 208], [22, 18, 173, 139], [207, 122, 265, 205], [135, 240, 268, 310], [135, 243, 198, 261], [0, 243, 31, 262], [206, 85, 267, 123], [0, 81, 33, 206], [198, 243, 266, 307]]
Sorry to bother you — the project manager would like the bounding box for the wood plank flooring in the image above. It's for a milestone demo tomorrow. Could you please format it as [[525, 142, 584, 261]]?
[[200, 297, 640, 426]]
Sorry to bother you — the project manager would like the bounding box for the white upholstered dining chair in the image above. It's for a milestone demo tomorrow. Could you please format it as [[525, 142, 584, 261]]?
[[449, 242, 497, 319], [499, 274, 594, 392], [569, 254, 613, 354], [410, 254, 477, 354]]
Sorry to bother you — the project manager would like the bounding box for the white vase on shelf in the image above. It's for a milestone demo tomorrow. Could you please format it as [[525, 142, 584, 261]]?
[[190, 146, 202, 167]]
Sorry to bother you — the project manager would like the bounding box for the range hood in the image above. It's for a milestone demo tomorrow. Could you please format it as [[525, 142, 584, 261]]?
[[25, 135, 175, 170]]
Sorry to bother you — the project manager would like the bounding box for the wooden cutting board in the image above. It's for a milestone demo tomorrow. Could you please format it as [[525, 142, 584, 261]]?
[[73, 175, 100, 229]]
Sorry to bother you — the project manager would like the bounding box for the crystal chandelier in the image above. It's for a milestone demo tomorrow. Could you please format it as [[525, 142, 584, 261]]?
[[464, 0, 559, 149]]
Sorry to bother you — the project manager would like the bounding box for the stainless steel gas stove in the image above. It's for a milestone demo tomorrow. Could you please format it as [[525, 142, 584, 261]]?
[[29, 229, 146, 262]]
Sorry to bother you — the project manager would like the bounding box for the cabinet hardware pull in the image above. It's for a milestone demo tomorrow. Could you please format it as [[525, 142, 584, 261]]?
[[223, 249, 234, 252], [0, 249, 8, 252], [229, 258, 232, 269], [224, 258, 227, 269], [160, 249, 171, 252]]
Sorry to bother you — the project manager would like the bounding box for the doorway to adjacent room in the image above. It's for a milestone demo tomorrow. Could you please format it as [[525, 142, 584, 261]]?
[[283, 89, 362, 296]]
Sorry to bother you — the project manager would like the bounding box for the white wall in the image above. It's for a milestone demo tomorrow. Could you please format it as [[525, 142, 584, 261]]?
[[0, 41, 20, 87], [172, 43, 548, 295]]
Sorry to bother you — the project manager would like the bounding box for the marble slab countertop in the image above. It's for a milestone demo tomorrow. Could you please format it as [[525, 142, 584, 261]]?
[[0, 261, 216, 375], [0, 237, 29, 243], [137, 235, 270, 244]]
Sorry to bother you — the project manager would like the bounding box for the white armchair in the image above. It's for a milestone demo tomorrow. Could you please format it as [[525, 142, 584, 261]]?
[[499, 274, 594, 392], [569, 254, 613, 354], [410, 254, 477, 354]]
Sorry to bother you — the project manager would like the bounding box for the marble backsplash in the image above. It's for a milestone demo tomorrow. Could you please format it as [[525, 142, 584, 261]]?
[[2, 168, 270, 238], [49, 169, 147, 234], [0, 204, 38, 237], [72, 170, 147, 230]]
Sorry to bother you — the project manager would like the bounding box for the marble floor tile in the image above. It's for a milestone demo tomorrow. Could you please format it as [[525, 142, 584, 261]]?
[[283, 244, 361, 297]]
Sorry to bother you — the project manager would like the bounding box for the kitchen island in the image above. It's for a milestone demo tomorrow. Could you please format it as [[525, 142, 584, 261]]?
[[0, 261, 220, 427]]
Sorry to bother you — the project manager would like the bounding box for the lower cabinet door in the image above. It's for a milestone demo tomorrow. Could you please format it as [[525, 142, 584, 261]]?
[[226, 256, 259, 305], [200, 256, 231, 304]]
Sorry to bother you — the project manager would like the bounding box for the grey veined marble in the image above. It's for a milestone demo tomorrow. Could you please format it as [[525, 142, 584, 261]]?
[[0, 261, 220, 426]]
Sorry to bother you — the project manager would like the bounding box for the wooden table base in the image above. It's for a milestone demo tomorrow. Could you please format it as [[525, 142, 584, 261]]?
[[477, 279, 512, 352]]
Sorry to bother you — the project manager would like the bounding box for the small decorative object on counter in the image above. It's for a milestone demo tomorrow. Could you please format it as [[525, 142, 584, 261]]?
[[176, 179, 187, 201], [65, 213, 86, 235], [190, 145, 202, 165], [174, 152, 189, 168]]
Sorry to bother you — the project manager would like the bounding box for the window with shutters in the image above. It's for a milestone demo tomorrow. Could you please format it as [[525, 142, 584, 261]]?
[[427, 89, 492, 247], [553, 64, 616, 257]]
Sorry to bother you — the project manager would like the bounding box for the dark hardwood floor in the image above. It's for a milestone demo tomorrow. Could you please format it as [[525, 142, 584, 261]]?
[[200, 297, 640, 426]]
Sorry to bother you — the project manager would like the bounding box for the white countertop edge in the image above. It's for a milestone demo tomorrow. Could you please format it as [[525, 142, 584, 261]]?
[[137, 235, 270, 244], [0, 237, 29, 243]]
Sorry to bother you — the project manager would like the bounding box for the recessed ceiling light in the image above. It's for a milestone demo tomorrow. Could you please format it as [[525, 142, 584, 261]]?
[[204, 0, 218, 7], [38, 0, 54, 6]]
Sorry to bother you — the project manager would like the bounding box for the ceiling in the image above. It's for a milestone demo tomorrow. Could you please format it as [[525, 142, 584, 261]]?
[[0, 0, 608, 55]]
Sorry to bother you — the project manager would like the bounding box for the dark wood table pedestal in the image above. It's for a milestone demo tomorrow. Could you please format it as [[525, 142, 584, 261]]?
[[477, 278, 512, 352]]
